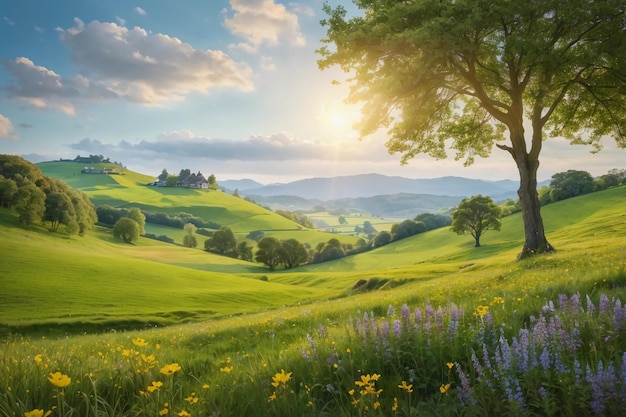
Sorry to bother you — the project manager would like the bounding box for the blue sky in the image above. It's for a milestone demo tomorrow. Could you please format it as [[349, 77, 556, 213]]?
[[1, 0, 624, 184]]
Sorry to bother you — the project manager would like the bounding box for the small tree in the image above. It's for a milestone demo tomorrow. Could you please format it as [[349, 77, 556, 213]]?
[[372, 231, 392, 247], [182, 223, 198, 248], [451, 195, 502, 247], [126, 207, 146, 235], [113, 217, 140, 244], [207, 174, 218, 190], [158, 169, 169, 182], [279, 239, 309, 269], [255, 237, 282, 271], [204, 226, 237, 256], [237, 241, 253, 261]]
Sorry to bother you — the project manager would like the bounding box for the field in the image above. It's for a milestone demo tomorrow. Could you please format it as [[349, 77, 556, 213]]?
[[1, 165, 626, 416]]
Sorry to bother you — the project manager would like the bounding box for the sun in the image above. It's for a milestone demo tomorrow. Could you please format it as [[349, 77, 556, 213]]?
[[319, 101, 360, 133]]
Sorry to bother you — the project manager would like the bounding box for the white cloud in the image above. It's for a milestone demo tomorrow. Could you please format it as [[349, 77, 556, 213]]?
[[3, 19, 255, 113], [0, 114, 19, 140], [134, 7, 146, 16], [68, 130, 384, 162], [3, 16, 14, 26], [115, 16, 126, 26], [260, 56, 276, 71], [3, 57, 117, 115], [224, 0, 305, 52], [60, 19, 255, 104]]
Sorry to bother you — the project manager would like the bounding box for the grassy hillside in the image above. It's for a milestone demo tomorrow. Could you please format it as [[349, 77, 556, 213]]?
[[37, 161, 361, 248], [0, 209, 335, 334], [1, 183, 625, 335]]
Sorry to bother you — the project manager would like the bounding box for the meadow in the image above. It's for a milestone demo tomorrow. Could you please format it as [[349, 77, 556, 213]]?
[[1, 164, 626, 416]]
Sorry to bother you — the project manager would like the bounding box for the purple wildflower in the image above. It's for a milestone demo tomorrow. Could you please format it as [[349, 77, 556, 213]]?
[[599, 294, 610, 313], [393, 319, 402, 338], [455, 363, 476, 406], [586, 294, 596, 313], [387, 304, 395, 317], [318, 324, 326, 340], [401, 304, 410, 324]]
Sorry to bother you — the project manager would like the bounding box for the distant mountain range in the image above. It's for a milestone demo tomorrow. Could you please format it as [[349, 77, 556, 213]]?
[[219, 173, 540, 218], [221, 173, 522, 199]]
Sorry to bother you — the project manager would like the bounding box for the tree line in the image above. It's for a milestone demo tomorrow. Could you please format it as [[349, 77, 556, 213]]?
[[0, 155, 97, 235]]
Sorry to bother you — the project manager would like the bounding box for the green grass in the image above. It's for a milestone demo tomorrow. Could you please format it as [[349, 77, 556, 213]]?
[[2, 175, 626, 416], [2, 180, 625, 335]]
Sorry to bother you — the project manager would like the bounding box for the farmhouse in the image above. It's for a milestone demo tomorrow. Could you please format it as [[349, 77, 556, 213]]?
[[180, 173, 209, 189]]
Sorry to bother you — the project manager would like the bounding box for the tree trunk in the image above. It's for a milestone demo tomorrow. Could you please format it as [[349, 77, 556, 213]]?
[[512, 144, 555, 260], [474, 237, 481, 247]]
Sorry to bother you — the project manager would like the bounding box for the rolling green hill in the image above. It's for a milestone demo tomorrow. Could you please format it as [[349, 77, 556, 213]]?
[[1, 171, 625, 334], [37, 161, 361, 248]]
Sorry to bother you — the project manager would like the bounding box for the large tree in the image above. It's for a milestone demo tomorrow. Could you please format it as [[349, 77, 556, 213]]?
[[318, 0, 626, 258]]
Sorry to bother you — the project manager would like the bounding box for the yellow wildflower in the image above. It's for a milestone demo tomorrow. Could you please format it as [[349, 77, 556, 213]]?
[[147, 381, 163, 393], [160, 363, 182, 376], [132, 337, 147, 347], [446, 362, 454, 369], [34, 354, 43, 364], [392, 397, 398, 411], [268, 392, 277, 402], [440, 383, 452, 394], [159, 408, 169, 416], [270, 369, 292, 388], [373, 401, 380, 410], [184, 393, 198, 404], [202, 384, 210, 389], [219, 366, 233, 373], [24, 410, 52, 417], [48, 372, 71, 388], [398, 380, 413, 393], [177, 411, 190, 417], [474, 305, 489, 318]]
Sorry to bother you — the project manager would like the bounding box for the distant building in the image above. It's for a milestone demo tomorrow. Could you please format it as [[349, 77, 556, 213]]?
[[81, 167, 119, 175], [180, 173, 209, 189]]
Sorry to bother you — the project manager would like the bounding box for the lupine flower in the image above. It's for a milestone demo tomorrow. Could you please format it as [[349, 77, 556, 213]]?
[[599, 294, 610, 312], [48, 372, 71, 388], [401, 304, 410, 324], [455, 364, 476, 406]]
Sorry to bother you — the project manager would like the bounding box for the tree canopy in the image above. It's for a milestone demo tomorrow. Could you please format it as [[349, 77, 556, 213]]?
[[319, 0, 626, 258], [113, 217, 140, 244], [255, 237, 282, 271], [451, 195, 502, 247], [204, 226, 237, 257]]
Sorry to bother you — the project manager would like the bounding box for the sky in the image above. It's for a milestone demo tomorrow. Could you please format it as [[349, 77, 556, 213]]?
[[1, 0, 625, 185]]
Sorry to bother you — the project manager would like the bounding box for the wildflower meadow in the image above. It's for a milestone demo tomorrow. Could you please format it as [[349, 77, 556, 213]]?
[[2, 288, 626, 417]]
